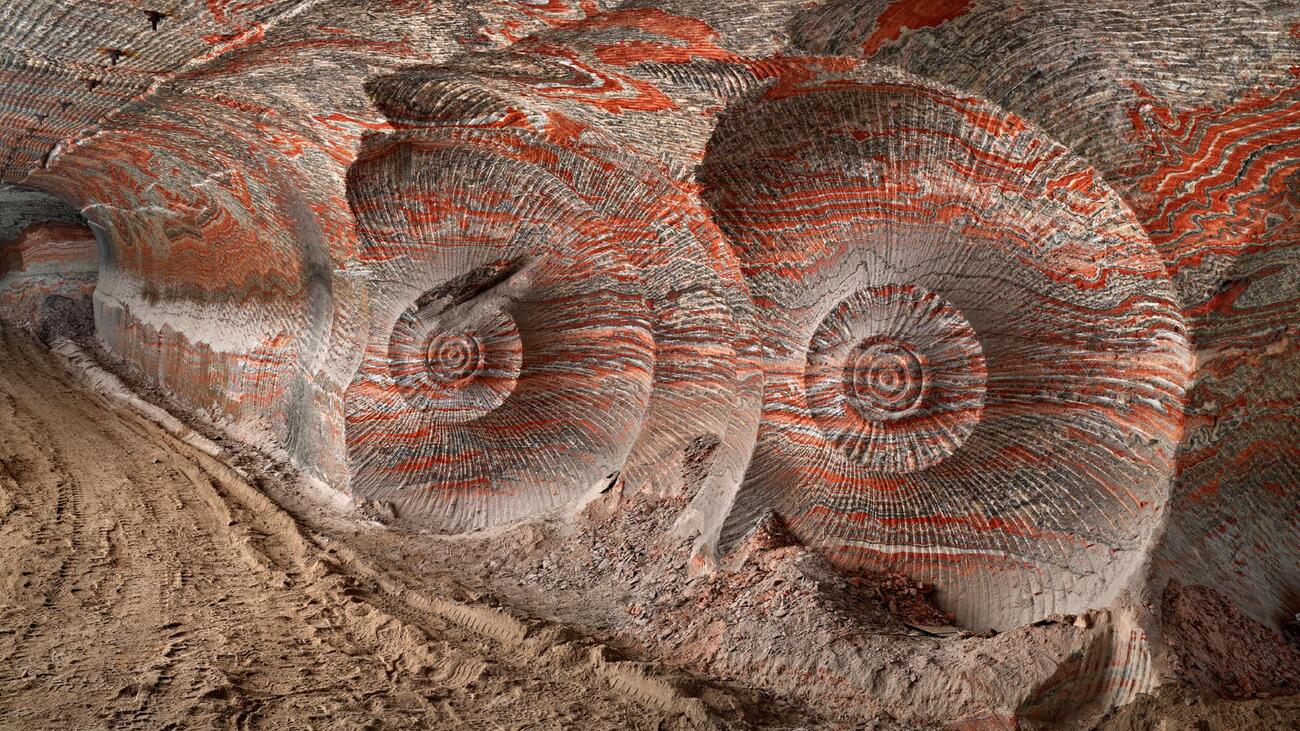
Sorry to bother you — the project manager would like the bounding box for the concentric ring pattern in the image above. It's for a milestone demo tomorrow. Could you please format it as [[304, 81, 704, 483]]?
[[805, 284, 987, 473], [388, 305, 522, 424], [345, 132, 657, 531], [701, 71, 1192, 629], [344, 64, 759, 531]]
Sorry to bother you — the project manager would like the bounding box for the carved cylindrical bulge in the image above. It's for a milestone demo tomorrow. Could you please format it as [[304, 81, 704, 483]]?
[[702, 71, 1191, 629], [345, 133, 657, 531]]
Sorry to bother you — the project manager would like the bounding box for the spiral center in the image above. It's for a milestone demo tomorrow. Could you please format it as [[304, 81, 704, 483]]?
[[426, 332, 484, 384], [805, 284, 987, 473], [847, 339, 925, 419]]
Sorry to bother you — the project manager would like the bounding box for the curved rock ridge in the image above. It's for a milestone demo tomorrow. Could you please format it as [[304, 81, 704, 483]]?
[[0, 0, 1294, 687]]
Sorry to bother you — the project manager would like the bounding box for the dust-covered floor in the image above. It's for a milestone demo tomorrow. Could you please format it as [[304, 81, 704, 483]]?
[[0, 324, 731, 730]]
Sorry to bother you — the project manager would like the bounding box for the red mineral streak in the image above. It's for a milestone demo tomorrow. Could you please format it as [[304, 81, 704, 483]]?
[[862, 0, 974, 55], [1124, 83, 1300, 282]]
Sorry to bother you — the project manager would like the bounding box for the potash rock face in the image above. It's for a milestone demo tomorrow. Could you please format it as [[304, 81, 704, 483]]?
[[1, 0, 1295, 720]]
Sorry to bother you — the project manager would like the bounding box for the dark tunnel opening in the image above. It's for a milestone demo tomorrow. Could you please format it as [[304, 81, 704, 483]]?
[[0, 183, 99, 344]]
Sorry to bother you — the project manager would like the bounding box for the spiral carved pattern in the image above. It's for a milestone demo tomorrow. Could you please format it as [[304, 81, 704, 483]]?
[[806, 284, 986, 473], [846, 339, 926, 416], [388, 306, 521, 424], [426, 333, 481, 384], [344, 83, 756, 533], [701, 72, 1191, 629], [344, 132, 658, 531]]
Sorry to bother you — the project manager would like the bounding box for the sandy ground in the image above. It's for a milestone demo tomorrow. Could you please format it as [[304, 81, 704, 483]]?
[[0, 324, 733, 730], [1096, 686, 1300, 730]]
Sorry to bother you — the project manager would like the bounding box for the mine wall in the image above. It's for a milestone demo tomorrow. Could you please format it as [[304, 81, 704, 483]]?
[[1, 0, 1296, 726]]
